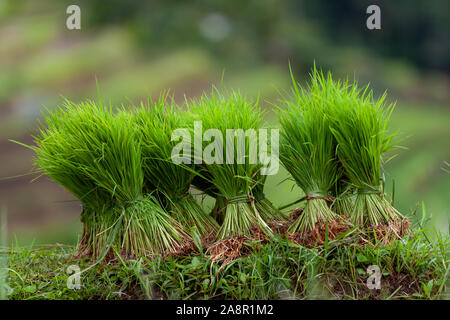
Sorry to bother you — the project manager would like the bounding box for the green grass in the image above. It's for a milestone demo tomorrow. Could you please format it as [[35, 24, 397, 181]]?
[[5, 245, 141, 300], [3, 226, 448, 300]]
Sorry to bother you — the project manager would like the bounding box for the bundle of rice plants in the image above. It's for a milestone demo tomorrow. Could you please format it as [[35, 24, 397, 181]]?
[[325, 75, 406, 232], [132, 95, 218, 235], [278, 70, 342, 234], [20, 100, 188, 258], [185, 89, 280, 239]]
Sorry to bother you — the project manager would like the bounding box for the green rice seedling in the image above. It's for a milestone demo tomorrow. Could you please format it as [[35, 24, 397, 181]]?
[[132, 94, 218, 235], [185, 89, 280, 239], [191, 173, 227, 224], [278, 69, 342, 234], [252, 175, 283, 222], [325, 74, 406, 232], [197, 176, 277, 226], [19, 100, 188, 258], [331, 177, 355, 218]]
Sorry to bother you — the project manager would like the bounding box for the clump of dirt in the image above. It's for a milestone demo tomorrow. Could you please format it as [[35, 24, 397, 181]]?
[[359, 271, 420, 299], [247, 220, 289, 242], [285, 208, 411, 248], [202, 212, 354, 270], [360, 218, 411, 246], [329, 271, 421, 300], [193, 209, 356, 269], [181, 220, 290, 270], [268, 220, 291, 235], [382, 272, 420, 297], [290, 207, 304, 220], [120, 284, 150, 300], [287, 218, 353, 247], [167, 232, 216, 258], [205, 235, 254, 270]]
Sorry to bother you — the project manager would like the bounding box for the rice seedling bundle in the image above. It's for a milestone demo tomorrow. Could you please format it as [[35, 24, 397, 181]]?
[[23, 100, 188, 258], [186, 90, 279, 239], [278, 70, 342, 233], [326, 76, 406, 230], [191, 155, 276, 226], [132, 95, 218, 235]]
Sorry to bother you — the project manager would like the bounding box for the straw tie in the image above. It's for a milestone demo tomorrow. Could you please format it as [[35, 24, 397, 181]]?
[[227, 195, 257, 204], [357, 186, 382, 195], [306, 190, 334, 203]]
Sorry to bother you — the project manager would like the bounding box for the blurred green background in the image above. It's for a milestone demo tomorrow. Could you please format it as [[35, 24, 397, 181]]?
[[0, 0, 448, 245]]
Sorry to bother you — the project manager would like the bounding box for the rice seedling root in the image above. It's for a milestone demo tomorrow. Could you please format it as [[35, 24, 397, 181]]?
[[76, 197, 191, 261], [287, 216, 352, 247], [206, 235, 254, 270], [359, 217, 411, 246]]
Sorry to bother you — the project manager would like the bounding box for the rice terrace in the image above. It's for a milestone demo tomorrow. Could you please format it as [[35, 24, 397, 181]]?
[[0, 0, 448, 306]]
